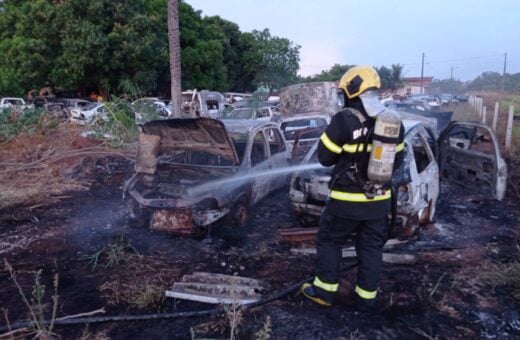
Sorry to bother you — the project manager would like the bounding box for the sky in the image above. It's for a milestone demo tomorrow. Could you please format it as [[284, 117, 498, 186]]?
[[185, 0, 519, 81]]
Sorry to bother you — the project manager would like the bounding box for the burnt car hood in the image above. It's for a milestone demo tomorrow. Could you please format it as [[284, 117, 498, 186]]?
[[141, 118, 239, 164]]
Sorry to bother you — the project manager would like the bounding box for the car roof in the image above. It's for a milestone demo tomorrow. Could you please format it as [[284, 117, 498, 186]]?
[[279, 112, 330, 122], [222, 118, 279, 134]]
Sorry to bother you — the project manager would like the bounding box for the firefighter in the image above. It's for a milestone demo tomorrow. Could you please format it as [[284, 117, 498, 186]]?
[[301, 65, 405, 311]]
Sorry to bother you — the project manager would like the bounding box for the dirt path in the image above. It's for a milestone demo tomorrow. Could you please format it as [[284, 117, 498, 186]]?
[[0, 159, 519, 339]]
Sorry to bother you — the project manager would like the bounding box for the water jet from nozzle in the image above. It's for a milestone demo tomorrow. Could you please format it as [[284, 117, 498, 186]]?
[[187, 162, 325, 198]]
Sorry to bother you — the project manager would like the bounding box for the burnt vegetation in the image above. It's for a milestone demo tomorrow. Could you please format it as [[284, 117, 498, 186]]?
[[0, 104, 518, 339]]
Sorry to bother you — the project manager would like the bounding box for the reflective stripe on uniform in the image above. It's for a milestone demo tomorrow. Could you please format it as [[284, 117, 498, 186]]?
[[342, 142, 404, 153], [342, 143, 372, 153], [313, 276, 339, 292], [355, 285, 377, 299], [329, 190, 391, 202], [320, 133, 342, 154]]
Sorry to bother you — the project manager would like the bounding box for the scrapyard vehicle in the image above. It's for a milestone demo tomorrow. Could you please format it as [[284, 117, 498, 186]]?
[[63, 98, 91, 110], [0, 97, 34, 111], [43, 102, 68, 119], [289, 116, 507, 237], [123, 118, 290, 235], [181, 90, 226, 118], [70, 102, 107, 125], [224, 106, 279, 121], [70, 102, 136, 125], [132, 98, 172, 122], [277, 81, 341, 162]]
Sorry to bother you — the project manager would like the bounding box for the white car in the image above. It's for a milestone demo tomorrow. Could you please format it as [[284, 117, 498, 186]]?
[[225, 106, 279, 121], [0, 97, 34, 111], [70, 102, 107, 125], [132, 98, 172, 122], [289, 118, 507, 237]]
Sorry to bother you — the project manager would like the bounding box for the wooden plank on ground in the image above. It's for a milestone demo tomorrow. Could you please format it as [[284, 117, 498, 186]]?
[[290, 248, 417, 264]]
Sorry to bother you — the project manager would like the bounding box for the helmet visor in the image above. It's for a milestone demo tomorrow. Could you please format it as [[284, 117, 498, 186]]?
[[359, 91, 386, 117]]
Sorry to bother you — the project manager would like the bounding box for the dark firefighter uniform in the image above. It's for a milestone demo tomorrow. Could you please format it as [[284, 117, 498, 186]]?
[[300, 65, 405, 309]]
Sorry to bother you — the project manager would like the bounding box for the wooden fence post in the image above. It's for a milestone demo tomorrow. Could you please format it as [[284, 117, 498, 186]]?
[[482, 106, 487, 124], [505, 105, 515, 156], [492, 102, 499, 132]]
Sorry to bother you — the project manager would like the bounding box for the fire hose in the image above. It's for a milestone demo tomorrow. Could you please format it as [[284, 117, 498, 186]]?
[[0, 263, 359, 333]]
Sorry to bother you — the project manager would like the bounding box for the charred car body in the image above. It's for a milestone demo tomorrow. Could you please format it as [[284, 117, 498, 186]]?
[[124, 118, 290, 235], [289, 115, 507, 237], [277, 82, 340, 163]]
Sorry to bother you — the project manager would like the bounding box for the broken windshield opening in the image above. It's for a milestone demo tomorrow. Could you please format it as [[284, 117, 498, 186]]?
[[159, 150, 236, 167], [281, 118, 328, 140]]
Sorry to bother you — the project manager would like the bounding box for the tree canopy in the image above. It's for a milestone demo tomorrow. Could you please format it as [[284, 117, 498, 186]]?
[[299, 63, 405, 92], [0, 0, 301, 97]]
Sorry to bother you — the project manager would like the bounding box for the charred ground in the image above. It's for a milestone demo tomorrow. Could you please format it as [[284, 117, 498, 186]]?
[[0, 143, 519, 339]]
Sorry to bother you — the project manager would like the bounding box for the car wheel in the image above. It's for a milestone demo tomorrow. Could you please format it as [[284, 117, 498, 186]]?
[[231, 196, 249, 227], [127, 200, 150, 228]]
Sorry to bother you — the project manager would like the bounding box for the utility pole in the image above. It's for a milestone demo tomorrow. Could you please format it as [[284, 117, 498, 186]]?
[[420, 52, 425, 94], [502, 52, 507, 93], [450, 66, 453, 80]]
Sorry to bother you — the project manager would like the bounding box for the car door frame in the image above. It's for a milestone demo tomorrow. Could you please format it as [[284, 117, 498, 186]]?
[[395, 124, 440, 226], [438, 121, 507, 200]]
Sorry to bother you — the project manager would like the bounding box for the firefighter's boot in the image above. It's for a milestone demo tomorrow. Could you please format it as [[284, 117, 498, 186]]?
[[300, 283, 334, 307], [354, 293, 379, 313]]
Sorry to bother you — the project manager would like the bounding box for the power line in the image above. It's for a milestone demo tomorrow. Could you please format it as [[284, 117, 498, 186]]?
[[403, 53, 503, 66]]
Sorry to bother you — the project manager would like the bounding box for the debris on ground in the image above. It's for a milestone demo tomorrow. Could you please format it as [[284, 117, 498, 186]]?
[[166, 272, 269, 305]]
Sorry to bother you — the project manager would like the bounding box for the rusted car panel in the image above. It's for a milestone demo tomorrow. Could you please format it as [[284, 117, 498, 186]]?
[[278, 81, 340, 118], [278, 82, 339, 162], [439, 122, 507, 200], [392, 121, 440, 236], [124, 118, 289, 234]]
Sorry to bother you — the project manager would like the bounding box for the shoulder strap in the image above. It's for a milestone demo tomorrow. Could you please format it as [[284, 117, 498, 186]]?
[[348, 108, 366, 125]]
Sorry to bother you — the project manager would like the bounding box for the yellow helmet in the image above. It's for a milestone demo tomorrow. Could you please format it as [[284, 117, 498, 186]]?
[[339, 65, 381, 99]]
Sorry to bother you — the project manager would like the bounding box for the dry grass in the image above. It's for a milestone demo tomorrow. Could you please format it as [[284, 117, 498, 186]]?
[[253, 315, 272, 340], [97, 253, 180, 310], [469, 92, 520, 158], [0, 125, 135, 210], [3, 260, 60, 339], [478, 261, 520, 290], [225, 301, 243, 340], [128, 284, 166, 311]]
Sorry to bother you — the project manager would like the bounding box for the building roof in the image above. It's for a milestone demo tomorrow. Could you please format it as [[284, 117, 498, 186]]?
[[402, 77, 434, 83]]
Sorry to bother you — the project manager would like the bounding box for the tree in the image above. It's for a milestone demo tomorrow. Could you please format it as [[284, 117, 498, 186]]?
[[468, 71, 520, 93], [430, 79, 465, 94], [376, 66, 392, 90], [205, 16, 254, 92], [0, 0, 168, 97], [168, 0, 182, 117], [178, 3, 227, 92], [299, 64, 353, 83], [0, 0, 302, 97], [242, 29, 300, 92], [377, 64, 403, 91]]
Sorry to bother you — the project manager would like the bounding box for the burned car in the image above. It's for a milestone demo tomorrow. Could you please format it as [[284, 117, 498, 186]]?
[[124, 118, 290, 235], [289, 118, 507, 237], [277, 82, 340, 163]]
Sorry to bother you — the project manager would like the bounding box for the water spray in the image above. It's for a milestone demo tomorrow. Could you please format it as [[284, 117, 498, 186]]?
[[187, 162, 325, 197]]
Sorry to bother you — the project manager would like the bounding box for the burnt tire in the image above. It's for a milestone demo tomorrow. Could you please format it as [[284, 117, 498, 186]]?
[[230, 197, 249, 227]]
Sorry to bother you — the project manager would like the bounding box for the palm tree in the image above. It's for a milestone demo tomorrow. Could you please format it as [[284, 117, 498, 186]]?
[[167, 0, 182, 117]]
